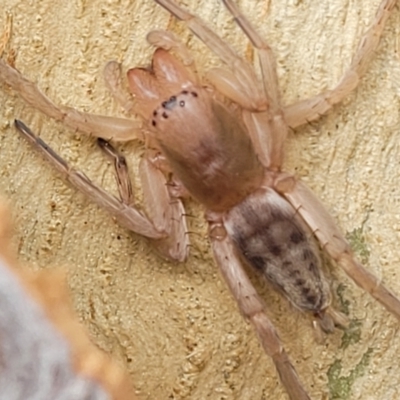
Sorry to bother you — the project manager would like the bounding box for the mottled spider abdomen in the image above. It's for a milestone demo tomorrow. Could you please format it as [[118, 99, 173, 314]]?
[[224, 188, 333, 329]]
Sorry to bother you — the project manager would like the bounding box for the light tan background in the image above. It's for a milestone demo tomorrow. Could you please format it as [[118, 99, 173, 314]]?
[[1, 1, 400, 399]]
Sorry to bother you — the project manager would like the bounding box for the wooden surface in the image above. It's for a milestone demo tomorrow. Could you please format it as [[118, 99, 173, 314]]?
[[1, 1, 400, 399]]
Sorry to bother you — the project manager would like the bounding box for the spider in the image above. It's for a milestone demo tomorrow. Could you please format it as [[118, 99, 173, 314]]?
[[0, 0, 399, 398]]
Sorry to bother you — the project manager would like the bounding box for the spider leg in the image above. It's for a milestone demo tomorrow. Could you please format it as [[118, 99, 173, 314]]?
[[275, 174, 400, 321], [100, 138, 189, 261], [103, 61, 136, 115], [222, 0, 291, 170], [0, 59, 142, 141], [222, 0, 280, 111], [283, 0, 396, 128], [146, 30, 194, 66], [208, 216, 311, 400], [14, 120, 188, 262], [98, 138, 134, 205], [139, 154, 189, 262]]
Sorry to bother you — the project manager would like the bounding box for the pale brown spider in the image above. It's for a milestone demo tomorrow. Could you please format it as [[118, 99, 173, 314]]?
[[0, 0, 399, 398]]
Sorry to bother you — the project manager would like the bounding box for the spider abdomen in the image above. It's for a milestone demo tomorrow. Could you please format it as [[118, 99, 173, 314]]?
[[224, 188, 331, 317]]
